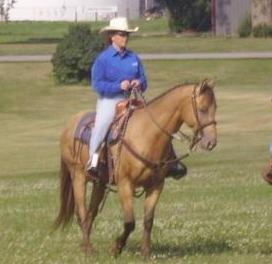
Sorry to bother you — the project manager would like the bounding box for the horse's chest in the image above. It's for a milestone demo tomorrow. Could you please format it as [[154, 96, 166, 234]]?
[[131, 168, 165, 188]]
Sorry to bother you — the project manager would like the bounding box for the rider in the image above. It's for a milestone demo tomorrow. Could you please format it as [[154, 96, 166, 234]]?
[[86, 17, 187, 179], [86, 17, 147, 173]]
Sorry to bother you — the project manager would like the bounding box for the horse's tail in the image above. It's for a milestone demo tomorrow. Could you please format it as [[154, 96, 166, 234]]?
[[54, 156, 75, 229]]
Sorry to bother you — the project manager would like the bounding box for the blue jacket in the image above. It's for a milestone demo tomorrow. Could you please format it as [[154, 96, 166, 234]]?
[[91, 45, 147, 98]]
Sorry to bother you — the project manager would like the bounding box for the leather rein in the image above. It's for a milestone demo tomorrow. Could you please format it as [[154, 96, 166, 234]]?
[[119, 85, 216, 170]]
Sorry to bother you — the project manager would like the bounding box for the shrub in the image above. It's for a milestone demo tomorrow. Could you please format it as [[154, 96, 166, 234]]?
[[253, 24, 272, 38], [52, 23, 104, 84], [238, 13, 252, 38], [157, 0, 211, 32]]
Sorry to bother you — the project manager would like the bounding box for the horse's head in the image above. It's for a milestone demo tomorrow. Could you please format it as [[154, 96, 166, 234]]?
[[183, 80, 217, 151]]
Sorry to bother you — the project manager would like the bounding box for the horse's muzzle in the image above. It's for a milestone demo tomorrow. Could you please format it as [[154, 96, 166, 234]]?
[[200, 137, 217, 151]]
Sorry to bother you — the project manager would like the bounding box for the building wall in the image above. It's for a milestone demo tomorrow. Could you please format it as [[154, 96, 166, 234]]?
[[215, 0, 251, 36], [251, 0, 272, 27], [8, 0, 153, 21], [116, 0, 139, 19]]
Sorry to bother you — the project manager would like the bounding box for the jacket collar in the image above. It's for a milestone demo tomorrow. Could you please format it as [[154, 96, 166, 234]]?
[[107, 45, 129, 57]]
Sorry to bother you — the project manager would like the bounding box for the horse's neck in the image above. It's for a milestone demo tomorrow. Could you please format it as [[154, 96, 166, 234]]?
[[145, 86, 190, 134], [128, 86, 191, 157]]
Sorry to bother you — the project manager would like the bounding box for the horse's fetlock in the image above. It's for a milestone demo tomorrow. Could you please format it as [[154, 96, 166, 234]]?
[[125, 221, 135, 232]]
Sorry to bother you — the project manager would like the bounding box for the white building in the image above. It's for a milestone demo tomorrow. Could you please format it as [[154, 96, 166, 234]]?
[[8, 0, 154, 21]]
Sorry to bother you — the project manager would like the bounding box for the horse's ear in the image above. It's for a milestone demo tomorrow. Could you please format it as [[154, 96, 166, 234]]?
[[207, 79, 215, 89], [198, 79, 215, 94]]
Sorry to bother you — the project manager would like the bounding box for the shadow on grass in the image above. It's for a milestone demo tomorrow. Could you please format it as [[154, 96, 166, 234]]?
[[126, 238, 272, 259], [126, 238, 232, 258]]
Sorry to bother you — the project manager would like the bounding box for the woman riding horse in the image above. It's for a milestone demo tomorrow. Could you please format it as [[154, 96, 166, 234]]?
[[86, 17, 185, 179], [55, 79, 217, 258]]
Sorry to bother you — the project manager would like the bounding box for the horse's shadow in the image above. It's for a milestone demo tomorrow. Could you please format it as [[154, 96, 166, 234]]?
[[126, 238, 232, 258]]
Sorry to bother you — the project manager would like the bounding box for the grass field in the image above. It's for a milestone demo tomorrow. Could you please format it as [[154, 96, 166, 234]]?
[[1, 59, 272, 263], [0, 19, 168, 43], [1, 19, 272, 55], [1, 36, 272, 56]]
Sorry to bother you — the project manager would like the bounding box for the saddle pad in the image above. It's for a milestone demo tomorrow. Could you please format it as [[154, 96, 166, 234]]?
[[74, 112, 96, 145]]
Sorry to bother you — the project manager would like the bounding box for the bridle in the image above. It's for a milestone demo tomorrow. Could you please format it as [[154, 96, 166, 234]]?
[[100, 84, 217, 205], [137, 84, 216, 151], [118, 84, 217, 171], [188, 84, 217, 150]]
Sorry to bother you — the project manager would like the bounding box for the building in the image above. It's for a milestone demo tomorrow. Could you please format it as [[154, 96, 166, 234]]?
[[213, 0, 252, 36], [8, 0, 154, 21]]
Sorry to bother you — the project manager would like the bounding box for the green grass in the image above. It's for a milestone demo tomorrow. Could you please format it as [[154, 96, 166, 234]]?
[[0, 21, 103, 43], [0, 19, 167, 44], [1, 59, 272, 263], [128, 35, 272, 53], [1, 36, 272, 55], [1, 19, 272, 55]]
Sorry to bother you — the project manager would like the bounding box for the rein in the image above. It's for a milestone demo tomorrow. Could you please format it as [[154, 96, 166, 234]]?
[[133, 89, 190, 166], [121, 138, 189, 170], [118, 84, 217, 171], [137, 84, 216, 151], [99, 83, 216, 210]]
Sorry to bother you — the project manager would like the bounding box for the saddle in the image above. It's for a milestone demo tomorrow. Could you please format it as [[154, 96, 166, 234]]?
[[74, 99, 144, 184]]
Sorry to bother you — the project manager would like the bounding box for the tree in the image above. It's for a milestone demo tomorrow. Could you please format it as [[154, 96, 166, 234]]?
[[51, 24, 104, 84], [0, 0, 16, 22], [156, 0, 211, 32]]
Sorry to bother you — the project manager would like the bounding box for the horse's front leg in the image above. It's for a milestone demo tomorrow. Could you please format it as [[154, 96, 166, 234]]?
[[141, 181, 164, 258], [111, 181, 135, 257]]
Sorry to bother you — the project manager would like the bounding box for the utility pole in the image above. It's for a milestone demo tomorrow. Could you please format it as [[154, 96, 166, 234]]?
[[211, 0, 216, 36]]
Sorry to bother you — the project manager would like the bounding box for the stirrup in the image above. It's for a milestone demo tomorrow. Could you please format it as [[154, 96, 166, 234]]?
[[86, 166, 99, 182]]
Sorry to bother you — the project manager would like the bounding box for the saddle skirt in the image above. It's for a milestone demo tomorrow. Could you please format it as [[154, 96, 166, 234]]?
[[74, 98, 144, 184], [74, 99, 144, 146]]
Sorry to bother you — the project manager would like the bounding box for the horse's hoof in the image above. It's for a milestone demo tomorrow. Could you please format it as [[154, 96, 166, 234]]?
[[80, 243, 96, 255], [111, 241, 122, 257], [141, 247, 151, 259]]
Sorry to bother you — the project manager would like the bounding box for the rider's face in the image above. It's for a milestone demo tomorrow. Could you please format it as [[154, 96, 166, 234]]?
[[111, 31, 129, 49]]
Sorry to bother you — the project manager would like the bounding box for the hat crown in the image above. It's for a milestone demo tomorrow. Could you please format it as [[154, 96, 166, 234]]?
[[100, 17, 139, 33], [109, 17, 129, 31]]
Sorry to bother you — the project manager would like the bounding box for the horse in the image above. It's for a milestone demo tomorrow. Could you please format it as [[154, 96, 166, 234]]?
[[54, 80, 217, 258]]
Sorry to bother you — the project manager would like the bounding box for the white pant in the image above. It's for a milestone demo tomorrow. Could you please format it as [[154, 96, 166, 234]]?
[[89, 96, 126, 158]]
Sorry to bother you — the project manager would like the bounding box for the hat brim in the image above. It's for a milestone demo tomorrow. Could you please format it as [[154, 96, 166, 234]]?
[[100, 26, 139, 33]]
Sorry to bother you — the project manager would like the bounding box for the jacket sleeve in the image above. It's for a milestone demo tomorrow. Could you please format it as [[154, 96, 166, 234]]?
[[136, 55, 147, 92], [91, 57, 123, 97]]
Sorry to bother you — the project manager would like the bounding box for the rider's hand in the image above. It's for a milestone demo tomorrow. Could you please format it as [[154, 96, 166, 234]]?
[[120, 80, 130, 91], [130, 79, 140, 89]]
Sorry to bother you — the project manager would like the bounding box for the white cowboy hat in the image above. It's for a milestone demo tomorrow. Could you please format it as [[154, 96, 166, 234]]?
[[100, 17, 139, 33]]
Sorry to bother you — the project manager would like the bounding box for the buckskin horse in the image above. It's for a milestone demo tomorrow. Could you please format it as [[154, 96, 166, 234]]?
[[54, 80, 217, 258]]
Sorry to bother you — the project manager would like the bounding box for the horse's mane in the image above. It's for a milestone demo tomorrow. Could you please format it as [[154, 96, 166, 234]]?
[[146, 80, 215, 105], [146, 82, 196, 105]]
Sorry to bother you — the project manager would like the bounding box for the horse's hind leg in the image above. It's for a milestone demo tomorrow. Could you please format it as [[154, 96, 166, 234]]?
[[141, 182, 164, 258], [111, 181, 135, 256], [87, 181, 106, 244], [71, 167, 92, 253]]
